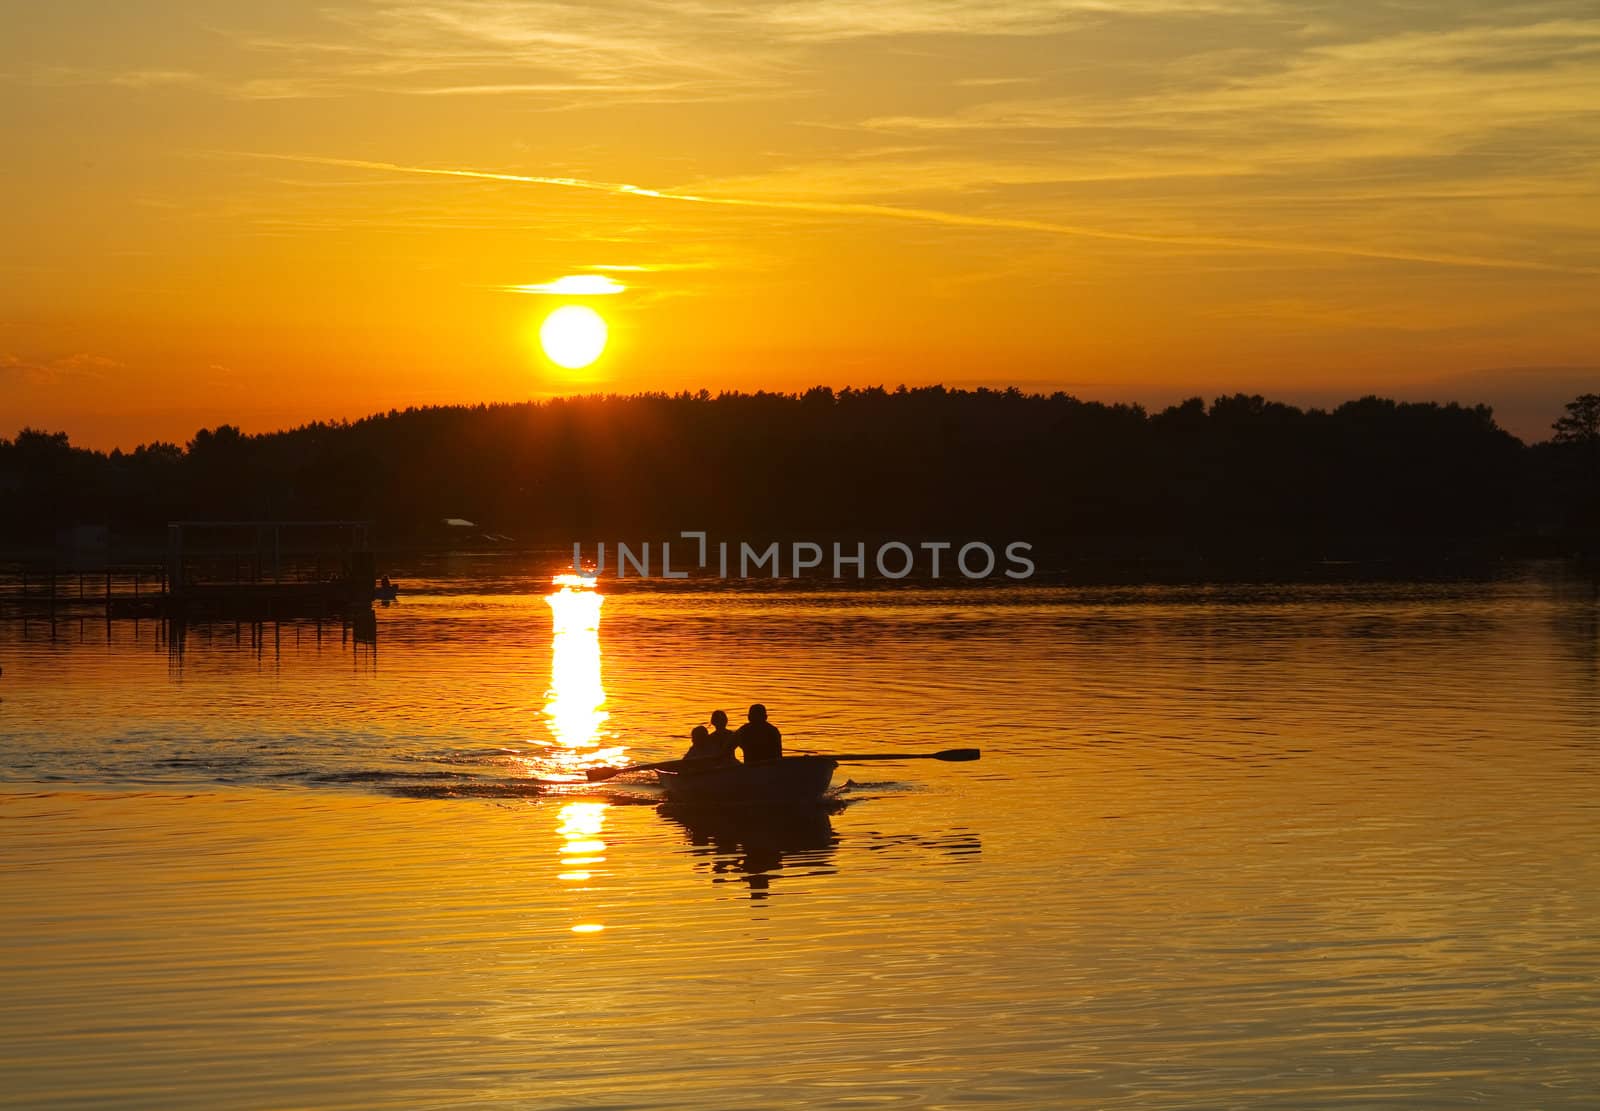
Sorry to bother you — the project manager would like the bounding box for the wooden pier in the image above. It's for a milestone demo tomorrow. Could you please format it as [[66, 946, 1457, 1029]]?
[[164, 520, 378, 618], [3, 520, 382, 621]]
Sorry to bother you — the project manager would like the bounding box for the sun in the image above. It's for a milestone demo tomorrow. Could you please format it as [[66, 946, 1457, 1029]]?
[[540, 305, 608, 369]]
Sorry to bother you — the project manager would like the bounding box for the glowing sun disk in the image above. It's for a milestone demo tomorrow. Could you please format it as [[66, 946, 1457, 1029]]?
[[540, 306, 608, 369]]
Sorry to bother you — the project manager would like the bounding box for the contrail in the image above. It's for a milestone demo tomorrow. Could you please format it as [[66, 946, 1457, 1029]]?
[[237, 152, 1593, 275]]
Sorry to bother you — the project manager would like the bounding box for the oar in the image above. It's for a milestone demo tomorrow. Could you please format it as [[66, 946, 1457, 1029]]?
[[585, 748, 979, 782], [586, 758, 688, 782], [810, 748, 980, 764]]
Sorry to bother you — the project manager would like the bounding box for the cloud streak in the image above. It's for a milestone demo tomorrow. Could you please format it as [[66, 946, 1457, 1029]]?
[[0, 353, 121, 383], [505, 275, 628, 295], [18, 0, 1275, 104], [239, 152, 1598, 274]]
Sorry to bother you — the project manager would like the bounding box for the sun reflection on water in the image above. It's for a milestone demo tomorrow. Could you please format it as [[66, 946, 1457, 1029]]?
[[558, 803, 608, 849], [540, 575, 624, 776], [557, 796, 610, 936], [544, 575, 615, 936]]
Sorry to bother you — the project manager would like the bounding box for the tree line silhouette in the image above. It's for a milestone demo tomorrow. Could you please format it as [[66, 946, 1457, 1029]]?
[[3, 387, 1597, 559]]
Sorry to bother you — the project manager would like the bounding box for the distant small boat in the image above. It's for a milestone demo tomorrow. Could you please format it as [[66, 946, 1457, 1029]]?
[[655, 756, 838, 807]]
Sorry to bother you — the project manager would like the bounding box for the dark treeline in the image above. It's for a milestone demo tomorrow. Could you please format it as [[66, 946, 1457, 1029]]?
[[3, 386, 1597, 558]]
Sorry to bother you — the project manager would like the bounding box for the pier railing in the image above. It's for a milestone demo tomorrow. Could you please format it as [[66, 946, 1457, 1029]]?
[[0, 520, 380, 620]]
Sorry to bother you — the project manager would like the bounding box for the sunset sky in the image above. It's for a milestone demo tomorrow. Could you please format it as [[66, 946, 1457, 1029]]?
[[4, 0, 1596, 448]]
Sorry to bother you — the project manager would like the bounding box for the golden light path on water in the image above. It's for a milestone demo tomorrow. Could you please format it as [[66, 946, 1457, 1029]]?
[[542, 573, 620, 771], [542, 574, 618, 935]]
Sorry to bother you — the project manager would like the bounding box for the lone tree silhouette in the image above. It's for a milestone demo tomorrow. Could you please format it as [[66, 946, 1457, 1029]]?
[[1552, 393, 1600, 539], [1552, 394, 1600, 447]]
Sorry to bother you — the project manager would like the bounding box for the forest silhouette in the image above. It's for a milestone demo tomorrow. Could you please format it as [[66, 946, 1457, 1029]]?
[[3, 387, 1596, 560]]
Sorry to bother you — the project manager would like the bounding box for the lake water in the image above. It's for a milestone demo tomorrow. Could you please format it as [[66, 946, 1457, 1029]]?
[[2, 561, 1598, 1108]]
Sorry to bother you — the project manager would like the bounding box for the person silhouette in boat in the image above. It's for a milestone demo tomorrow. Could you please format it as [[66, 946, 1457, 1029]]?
[[682, 724, 733, 763], [733, 703, 782, 764], [708, 709, 736, 754]]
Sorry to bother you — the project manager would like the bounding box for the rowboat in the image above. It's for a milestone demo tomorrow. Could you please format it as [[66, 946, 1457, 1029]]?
[[654, 756, 838, 807]]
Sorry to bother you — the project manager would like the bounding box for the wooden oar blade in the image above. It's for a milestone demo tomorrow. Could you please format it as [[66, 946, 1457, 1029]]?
[[585, 758, 688, 782], [821, 748, 981, 763]]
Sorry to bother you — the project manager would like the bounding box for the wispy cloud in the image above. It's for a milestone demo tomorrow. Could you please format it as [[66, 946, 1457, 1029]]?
[[106, 69, 202, 89], [210, 0, 797, 104], [13, 0, 1274, 104], [504, 275, 628, 295], [238, 152, 1599, 274], [860, 16, 1600, 165], [748, 0, 1265, 40], [0, 353, 122, 382], [586, 262, 716, 272]]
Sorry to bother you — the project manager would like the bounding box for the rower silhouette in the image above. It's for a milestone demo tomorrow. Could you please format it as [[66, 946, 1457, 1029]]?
[[732, 703, 782, 764]]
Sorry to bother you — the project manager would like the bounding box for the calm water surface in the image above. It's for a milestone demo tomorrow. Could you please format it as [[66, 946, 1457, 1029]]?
[[2, 563, 1598, 1108]]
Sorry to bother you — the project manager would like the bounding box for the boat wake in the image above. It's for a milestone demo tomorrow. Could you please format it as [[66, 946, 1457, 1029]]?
[[290, 760, 663, 803]]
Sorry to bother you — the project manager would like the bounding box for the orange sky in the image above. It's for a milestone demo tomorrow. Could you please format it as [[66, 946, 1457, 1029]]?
[[3, 1, 1597, 448]]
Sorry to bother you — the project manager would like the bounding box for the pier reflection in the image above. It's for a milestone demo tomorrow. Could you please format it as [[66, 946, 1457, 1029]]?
[[659, 805, 841, 900], [8, 609, 375, 652], [161, 610, 377, 676]]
